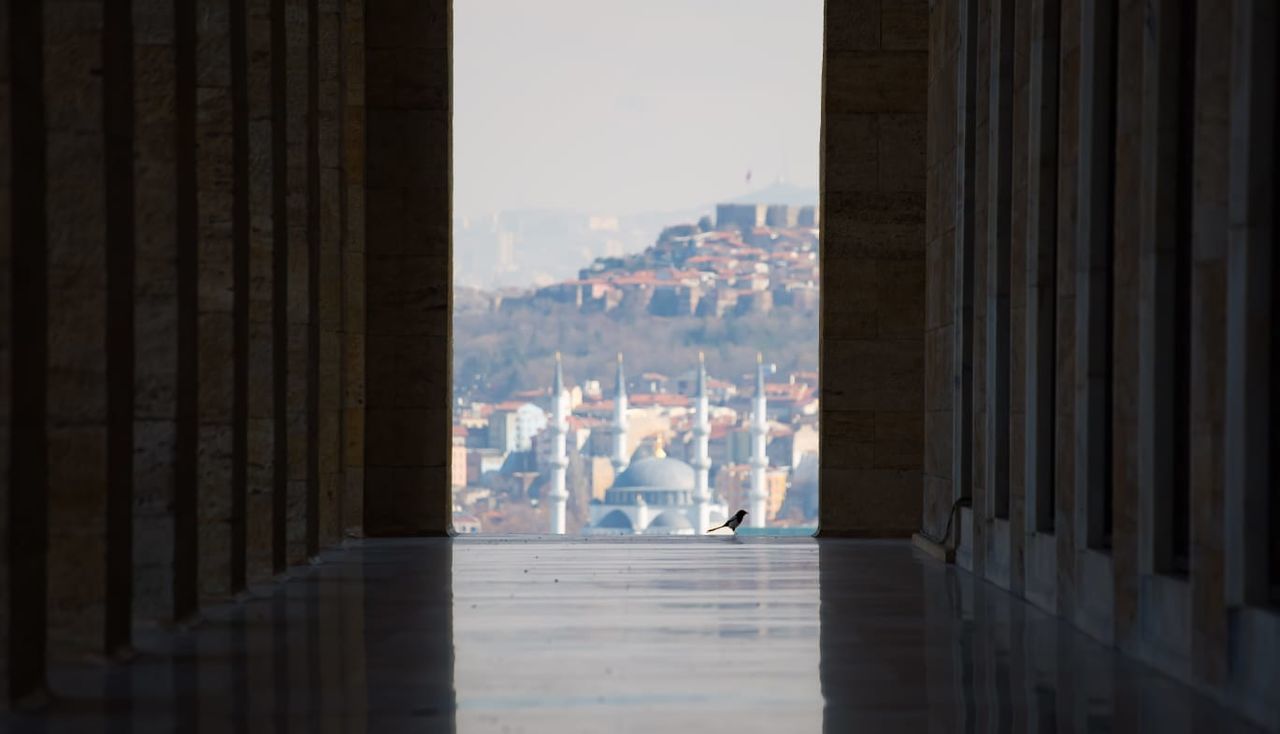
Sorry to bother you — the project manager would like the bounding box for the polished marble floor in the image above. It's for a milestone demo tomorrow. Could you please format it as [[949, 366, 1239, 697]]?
[[2, 537, 1264, 732]]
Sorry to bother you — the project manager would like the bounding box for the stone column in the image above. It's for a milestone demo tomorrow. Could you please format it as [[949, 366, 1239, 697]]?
[[230, 0, 252, 592], [284, 0, 312, 559], [968, 0, 991, 576], [1110, 0, 1145, 651], [1224, 0, 1275, 612], [245, 0, 277, 584], [1024, 0, 1062, 612], [173, 0, 200, 622], [44, 0, 134, 659], [304, 0, 320, 558], [920, 0, 960, 549], [44, 0, 108, 660], [1006, 0, 1032, 599], [819, 0, 928, 537], [104, 0, 138, 655], [316, 0, 343, 547], [195, 0, 237, 601], [364, 0, 451, 535], [954, 0, 979, 560], [1054, 0, 1083, 623], [132, 0, 179, 622], [1073, 0, 1123, 646], [269, 0, 288, 574], [339, 0, 365, 538], [1188, 0, 1231, 689], [985, 0, 1014, 531], [982, 0, 1017, 590], [0, 0, 12, 699]]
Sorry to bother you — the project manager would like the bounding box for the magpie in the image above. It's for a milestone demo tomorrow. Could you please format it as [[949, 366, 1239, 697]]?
[[707, 509, 748, 533]]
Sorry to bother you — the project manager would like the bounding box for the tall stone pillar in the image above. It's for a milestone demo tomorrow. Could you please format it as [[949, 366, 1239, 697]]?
[[284, 0, 312, 559], [0, 0, 13, 700], [339, 0, 365, 539], [819, 0, 928, 537], [244, 0, 278, 584], [363, 0, 451, 535], [195, 0, 237, 601], [316, 0, 343, 547], [40, 0, 136, 659], [132, 0, 180, 621]]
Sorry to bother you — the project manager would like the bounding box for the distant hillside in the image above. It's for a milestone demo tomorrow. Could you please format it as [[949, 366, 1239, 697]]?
[[453, 208, 704, 291], [453, 301, 818, 404], [453, 184, 819, 290]]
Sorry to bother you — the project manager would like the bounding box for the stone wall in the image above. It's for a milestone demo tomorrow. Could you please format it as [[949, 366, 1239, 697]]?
[[925, 0, 1280, 726], [819, 0, 928, 537], [363, 0, 452, 535], [1, 0, 369, 701]]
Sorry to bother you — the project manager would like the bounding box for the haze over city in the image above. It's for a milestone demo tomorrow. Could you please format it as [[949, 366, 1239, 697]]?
[[453, 0, 823, 219]]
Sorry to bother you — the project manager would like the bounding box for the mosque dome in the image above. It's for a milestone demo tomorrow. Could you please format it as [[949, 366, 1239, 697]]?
[[596, 510, 634, 530], [646, 510, 693, 531], [612, 456, 695, 491]]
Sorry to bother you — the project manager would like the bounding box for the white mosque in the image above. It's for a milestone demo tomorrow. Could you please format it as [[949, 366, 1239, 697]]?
[[543, 352, 770, 535]]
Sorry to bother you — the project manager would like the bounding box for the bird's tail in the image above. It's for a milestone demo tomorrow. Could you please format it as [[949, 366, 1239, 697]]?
[[707, 524, 727, 533]]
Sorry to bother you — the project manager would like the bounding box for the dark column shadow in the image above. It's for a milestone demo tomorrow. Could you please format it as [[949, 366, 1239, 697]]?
[[819, 540, 1262, 733], [818, 540, 931, 732], [362, 539, 456, 732]]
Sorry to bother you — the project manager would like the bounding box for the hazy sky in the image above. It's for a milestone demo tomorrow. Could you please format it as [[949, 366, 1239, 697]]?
[[453, 0, 823, 218]]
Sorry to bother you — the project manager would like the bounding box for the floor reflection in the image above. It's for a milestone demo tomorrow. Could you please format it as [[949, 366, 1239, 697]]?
[[0, 538, 1262, 733], [450, 538, 823, 732], [0, 540, 456, 733], [818, 541, 1261, 733]]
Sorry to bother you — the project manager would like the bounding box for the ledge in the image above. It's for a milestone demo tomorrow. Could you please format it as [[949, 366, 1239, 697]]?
[[815, 527, 916, 539]]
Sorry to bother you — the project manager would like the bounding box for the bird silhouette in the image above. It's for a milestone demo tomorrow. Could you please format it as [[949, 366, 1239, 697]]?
[[707, 509, 748, 533]]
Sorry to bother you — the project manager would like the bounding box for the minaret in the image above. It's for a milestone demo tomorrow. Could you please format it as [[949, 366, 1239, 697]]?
[[691, 352, 712, 533], [611, 353, 629, 475], [547, 353, 569, 535], [748, 353, 768, 528]]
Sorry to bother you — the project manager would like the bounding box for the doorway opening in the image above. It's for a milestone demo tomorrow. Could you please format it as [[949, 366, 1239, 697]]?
[[449, 0, 822, 536]]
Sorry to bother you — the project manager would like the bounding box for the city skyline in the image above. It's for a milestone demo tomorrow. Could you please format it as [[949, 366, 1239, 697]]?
[[452, 206, 821, 535]]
